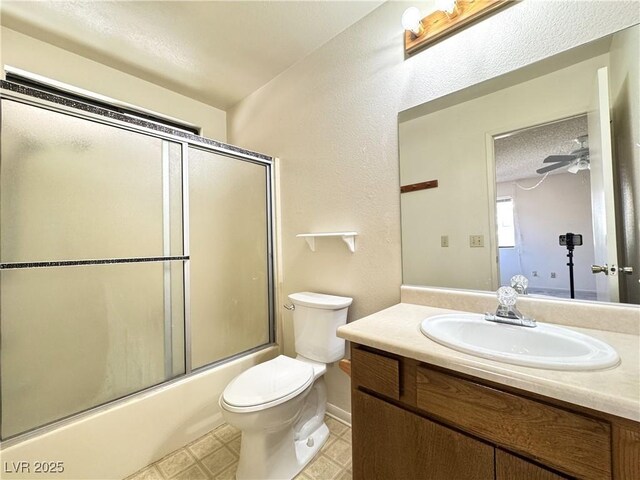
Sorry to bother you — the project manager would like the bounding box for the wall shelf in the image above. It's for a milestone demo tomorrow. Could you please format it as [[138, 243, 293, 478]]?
[[297, 232, 358, 253]]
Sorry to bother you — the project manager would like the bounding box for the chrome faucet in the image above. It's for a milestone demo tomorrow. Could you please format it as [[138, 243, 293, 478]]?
[[484, 286, 536, 328]]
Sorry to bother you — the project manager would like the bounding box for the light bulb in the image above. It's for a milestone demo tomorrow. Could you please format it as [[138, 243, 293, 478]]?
[[401, 7, 423, 36], [436, 0, 457, 14]]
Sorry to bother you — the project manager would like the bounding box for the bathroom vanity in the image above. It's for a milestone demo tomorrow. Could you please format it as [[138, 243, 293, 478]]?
[[338, 300, 640, 480]]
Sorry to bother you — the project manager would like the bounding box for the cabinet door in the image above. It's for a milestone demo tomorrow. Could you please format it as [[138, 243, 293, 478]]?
[[352, 389, 494, 480], [496, 449, 570, 480]]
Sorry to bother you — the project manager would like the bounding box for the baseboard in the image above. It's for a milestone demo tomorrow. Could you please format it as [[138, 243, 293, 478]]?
[[326, 402, 351, 426]]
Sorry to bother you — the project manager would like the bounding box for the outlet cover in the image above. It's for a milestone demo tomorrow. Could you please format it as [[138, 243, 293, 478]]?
[[441, 235, 449, 247], [469, 235, 484, 247]]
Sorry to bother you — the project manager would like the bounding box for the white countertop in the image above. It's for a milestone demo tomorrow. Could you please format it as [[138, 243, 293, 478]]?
[[337, 303, 640, 422]]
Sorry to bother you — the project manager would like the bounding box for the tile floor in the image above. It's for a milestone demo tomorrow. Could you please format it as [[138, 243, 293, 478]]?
[[126, 416, 352, 480]]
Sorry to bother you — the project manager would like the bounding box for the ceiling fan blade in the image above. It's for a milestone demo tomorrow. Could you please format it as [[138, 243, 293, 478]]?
[[536, 162, 571, 174], [569, 147, 589, 156], [543, 155, 575, 163]]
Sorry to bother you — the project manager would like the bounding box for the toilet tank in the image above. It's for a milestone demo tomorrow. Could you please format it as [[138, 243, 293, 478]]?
[[288, 292, 353, 363]]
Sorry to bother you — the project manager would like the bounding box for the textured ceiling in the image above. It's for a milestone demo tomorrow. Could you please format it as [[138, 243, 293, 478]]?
[[495, 115, 589, 183], [0, 1, 384, 110]]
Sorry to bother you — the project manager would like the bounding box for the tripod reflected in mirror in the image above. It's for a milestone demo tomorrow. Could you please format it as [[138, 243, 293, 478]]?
[[560, 233, 583, 299]]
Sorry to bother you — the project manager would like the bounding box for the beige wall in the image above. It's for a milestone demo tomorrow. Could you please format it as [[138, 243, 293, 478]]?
[[400, 54, 609, 291], [609, 26, 640, 304], [0, 27, 226, 139], [228, 1, 639, 414]]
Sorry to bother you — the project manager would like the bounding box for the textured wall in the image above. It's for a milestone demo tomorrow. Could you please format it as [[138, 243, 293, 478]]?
[[0, 27, 227, 139], [228, 1, 639, 413]]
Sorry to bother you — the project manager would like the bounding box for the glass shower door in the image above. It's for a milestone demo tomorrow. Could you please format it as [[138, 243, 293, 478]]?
[[188, 147, 271, 369], [0, 100, 186, 439]]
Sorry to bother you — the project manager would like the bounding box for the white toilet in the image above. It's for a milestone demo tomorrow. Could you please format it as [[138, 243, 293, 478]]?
[[219, 292, 352, 480]]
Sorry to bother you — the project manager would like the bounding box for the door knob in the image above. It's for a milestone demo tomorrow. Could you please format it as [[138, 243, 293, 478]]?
[[591, 264, 633, 275], [591, 264, 609, 275]]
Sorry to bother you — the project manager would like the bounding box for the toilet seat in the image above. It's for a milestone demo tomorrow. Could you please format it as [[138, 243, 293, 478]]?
[[221, 355, 314, 413]]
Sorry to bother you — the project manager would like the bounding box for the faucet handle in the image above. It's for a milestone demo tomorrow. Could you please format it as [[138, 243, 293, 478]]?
[[510, 275, 529, 294], [497, 286, 518, 306], [490, 286, 536, 327]]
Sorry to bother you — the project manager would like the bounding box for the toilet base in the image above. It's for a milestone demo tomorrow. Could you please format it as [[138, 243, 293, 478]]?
[[235, 421, 329, 480], [293, 422, 329, 474], [221, 360, 330, 480]]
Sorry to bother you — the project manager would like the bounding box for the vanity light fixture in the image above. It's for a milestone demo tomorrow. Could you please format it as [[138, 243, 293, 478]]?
[[435, 0, 459, 16], [403, 0, 513, 56]]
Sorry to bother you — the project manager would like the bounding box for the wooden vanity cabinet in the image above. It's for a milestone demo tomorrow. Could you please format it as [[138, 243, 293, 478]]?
[[495, 450, 568, 480], [352, 389, 494, 480], [350, 344, 640, 480]]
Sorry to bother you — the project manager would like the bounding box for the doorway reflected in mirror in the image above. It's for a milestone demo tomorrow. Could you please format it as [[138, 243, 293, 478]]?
[[493, 115, 597, 301]]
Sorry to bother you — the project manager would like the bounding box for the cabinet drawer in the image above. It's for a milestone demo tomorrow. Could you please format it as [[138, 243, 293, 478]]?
[[351, 347, 400, 400], [416, 367, 611, 479]]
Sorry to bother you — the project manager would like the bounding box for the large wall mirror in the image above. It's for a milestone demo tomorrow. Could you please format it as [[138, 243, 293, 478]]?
[[399, 24, 639, 305]]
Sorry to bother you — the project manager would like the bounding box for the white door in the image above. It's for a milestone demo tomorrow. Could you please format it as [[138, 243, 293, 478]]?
[[588, 67, 619, 302]]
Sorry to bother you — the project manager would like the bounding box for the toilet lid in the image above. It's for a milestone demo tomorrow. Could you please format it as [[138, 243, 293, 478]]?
[[288, 292, 353, 310], [222, 355, 314, 410]]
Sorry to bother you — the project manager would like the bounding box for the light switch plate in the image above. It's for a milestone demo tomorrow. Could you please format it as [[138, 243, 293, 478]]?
[[469, 235, 484, 247], [441, 235, 449, 247]]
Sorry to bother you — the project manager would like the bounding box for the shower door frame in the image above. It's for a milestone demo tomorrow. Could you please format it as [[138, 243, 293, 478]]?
[[0, 83, 277, 445]]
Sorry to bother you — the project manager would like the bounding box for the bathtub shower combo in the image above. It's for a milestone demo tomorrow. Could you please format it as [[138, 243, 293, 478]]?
[[0, 80, 276, 443]]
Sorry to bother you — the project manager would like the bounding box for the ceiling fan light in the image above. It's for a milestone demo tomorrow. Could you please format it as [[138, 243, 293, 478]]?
[[578, 158, 590, 171], [567, 159, 589, 174]]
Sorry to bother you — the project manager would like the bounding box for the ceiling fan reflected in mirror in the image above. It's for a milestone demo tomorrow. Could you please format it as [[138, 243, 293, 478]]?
[[536, 135, 590, 175]]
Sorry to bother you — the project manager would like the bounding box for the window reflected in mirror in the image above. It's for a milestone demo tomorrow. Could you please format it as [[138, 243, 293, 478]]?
[[496, 198, 515, 249]]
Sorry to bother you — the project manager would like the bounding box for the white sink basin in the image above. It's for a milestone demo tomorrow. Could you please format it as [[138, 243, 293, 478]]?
[[420, 314, 620, 371]]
